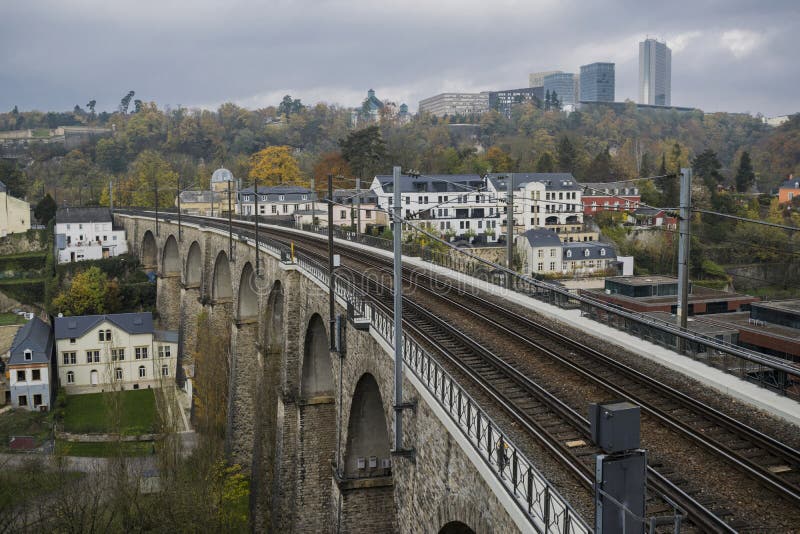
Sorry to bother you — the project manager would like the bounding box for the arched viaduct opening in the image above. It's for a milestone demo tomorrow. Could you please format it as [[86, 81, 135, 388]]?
[[212, 250, 232, 301], [185, 241, 202, 287], [344, 373, 391, 478], [237, 262, 259, 321], [141, 230, 157, 269], [301, 314, 333, 397], [439, 521, 477, 534], [162, 234, 180, 275]]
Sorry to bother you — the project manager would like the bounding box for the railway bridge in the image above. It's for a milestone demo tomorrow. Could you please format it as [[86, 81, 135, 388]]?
[[117, 213, 576, 534]]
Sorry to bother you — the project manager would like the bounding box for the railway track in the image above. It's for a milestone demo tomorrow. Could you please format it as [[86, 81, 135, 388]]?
[[133, 211, 800, 531]]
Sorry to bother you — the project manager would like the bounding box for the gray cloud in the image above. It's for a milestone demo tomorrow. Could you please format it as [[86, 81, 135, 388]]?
[[0, 0, 796, 116]]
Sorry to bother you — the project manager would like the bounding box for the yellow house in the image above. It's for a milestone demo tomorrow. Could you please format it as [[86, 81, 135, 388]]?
[[0, 181, 30, 236]]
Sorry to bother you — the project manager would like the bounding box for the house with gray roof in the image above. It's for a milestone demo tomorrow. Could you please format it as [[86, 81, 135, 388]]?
[[562, 242, 618, 275], [54, 312, 178, 394], [236, 185, 317, 217], [515, 229, 565, 275], [8, 317, 55, 411]]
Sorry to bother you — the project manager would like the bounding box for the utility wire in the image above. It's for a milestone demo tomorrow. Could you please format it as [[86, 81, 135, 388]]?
[[693, 209, 800, 232]]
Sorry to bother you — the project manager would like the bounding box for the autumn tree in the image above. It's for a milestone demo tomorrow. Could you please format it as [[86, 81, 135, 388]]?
[[312, 152, 352, 195], [248, 145, 304, 186], [127, 150, 179, 208], [51, 267, 121, 316], [586, 146, 613, 182], [482, 146, 514, 173]]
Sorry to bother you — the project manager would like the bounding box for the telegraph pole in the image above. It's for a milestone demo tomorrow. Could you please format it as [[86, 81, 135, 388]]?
[[356, 177, 361, 237], [392, 165, 405, 452], [154, 176, 159, 236], [254, 175, 260, 274], [177, 177, 183, 242], [676, 168, 692, 347], [227, 180, 233, 259], [506, 174, 514, 288], [328, 174, 336, 351], [109, 181, 114, 213]]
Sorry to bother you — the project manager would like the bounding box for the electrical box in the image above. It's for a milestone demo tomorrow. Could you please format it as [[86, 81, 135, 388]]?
[[381, 458, 391, 469], [368, 456, 378, 468], [333, 254, 341, 268], [335, 314, 346, 354], [589, 401, 640, 454], [596, 451, 647, 534], [357, 457, 365, 469]]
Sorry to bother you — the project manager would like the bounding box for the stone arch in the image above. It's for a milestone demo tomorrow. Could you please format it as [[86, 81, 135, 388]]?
[[184, 241, 202, 287], [343, 373, 391, 478], [439, 522, 476, 534], [162, 234, 180, 275], [212, 250, 233, 301], [264, 281, 284, 353], [301, 313, 332, 397], [237, 262, 259, 321], [141, 230, 157, 269]]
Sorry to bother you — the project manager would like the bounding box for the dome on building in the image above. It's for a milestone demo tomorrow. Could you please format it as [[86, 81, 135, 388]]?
[[211, 168, 234, 183]]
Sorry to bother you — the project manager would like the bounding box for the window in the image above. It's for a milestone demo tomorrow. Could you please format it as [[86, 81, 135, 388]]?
[[162, 365, 169, 377], [18, 395, 27, 406], [24, 349, 32, 361], [550, 249, 556, 257], [405, 197, 410, 205], [86, 350, 100, 363], [16, 370, 25, 382], [365, 210, 371, 219], [99, 329, 111, 342], [136, 347, 148, 360], [340, 210, 347, 219], [139, 366, 146, 378], [32, 369, 41, 381], [537, 262, 544, 271], [279, 195, 285, 201], [282, 205, 288, 213], [159, 345, 171, 358], [112, 348, 125, 361], [301, 194, 308, 201], [600, 249, 606, 256], [115, 368, 123, 381], [566, 250, 572, 258], [584, 249, 590, 257], [63, 352, 76, 365], [271, 205, 277, 214], [537, 250, 543, 258], [550, 262, 556, 271], [33, 394, 42, 407], [70, 338, 76, 344], [67, 371, 75, 384]]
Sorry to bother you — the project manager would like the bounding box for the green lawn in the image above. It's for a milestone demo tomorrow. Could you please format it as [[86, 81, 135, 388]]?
[[0, 312, 26, 325], [55, 439, 153, 457], [62, 389, 157, 435], [0, 409, 52, 450], [1, 462, 83, 508]]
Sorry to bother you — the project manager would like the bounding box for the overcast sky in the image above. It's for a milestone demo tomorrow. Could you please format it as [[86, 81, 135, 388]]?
[[1, 0, 796, 117]]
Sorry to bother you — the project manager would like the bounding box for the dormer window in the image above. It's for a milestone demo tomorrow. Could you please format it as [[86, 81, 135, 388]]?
[[584, 249, 590, 257], [566, 250, 572, 258], [279, 195, 285, 201], [24, 349, 32, 361], [601, 249, 607, 256]]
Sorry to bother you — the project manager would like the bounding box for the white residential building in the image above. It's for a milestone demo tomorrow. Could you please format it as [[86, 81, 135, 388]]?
[[516, 228, 617, 276], [55, 207, 127, 264], [370, 174, 502, 244], [55, 313, 177, 394]]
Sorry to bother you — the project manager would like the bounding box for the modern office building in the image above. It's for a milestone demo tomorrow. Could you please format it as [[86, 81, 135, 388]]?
[[528, 70, 562, 89], [488, 87, 541, 118], [543, 72, 576, 107], [579, 63, 615, 103], [638, 38, 671, 106], [418, 93, 490, 117]]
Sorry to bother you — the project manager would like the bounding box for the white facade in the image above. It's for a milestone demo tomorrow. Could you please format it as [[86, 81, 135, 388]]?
[[370, 175, 503, 243], [56, 321, 177, 394], [418, 93, 490, 117], [8, 362, 51, 410], [55, 220, 127, 264], [238, 196, 316, 217]]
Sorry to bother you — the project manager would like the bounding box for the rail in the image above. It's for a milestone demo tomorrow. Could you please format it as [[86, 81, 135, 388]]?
[[116, 211, 591, 533]]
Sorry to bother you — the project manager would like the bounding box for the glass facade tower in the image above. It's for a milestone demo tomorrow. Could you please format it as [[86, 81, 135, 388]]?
[[638, 39, 671, 106], [579, 62, 615, 102], [543, 72, 576, 106]]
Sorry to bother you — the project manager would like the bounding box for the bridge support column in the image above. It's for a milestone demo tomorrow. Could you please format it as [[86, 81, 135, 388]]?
[[157, 275, 182, 330], [250, 348, 282, 532], [295, 397, 336, 532], [229, 321, 259, 466], [179, 286, 202, 388], [333, 476, 397, 533]]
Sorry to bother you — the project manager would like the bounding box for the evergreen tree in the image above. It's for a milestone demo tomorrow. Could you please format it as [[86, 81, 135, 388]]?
[[692, 149, 723, 192], [339, 126, 387, 179], [34, 194, 57, 225], [735, 151, 756, 192], [639, 152, 652, 177], [544, 90, 551, 111], [535, 152, 555, 173], [551, 91, 561, 111], [556, 136, 577, 174], [586, 146, 613, 182]]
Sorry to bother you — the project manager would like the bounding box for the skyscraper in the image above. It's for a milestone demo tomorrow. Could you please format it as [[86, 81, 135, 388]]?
[[580, 62, 615, 102], [543, 72, 576, 106], [638, 39, 671, 106]]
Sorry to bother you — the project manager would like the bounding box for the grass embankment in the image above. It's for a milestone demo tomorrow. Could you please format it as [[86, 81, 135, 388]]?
[[61, 389, 157, 435], [0, 312, 26, 325], [55, 440, 152, 457]]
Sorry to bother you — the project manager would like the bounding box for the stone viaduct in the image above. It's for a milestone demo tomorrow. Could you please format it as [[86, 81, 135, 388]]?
[[119, 213, 533, 533]]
